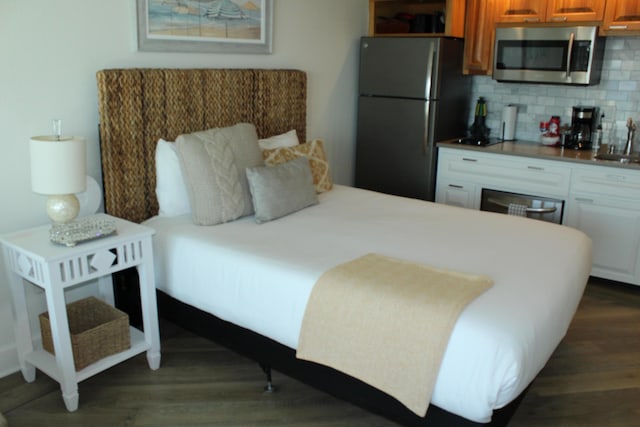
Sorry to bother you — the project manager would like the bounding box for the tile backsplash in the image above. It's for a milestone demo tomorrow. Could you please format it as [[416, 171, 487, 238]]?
[[470, 36, 640, 149]]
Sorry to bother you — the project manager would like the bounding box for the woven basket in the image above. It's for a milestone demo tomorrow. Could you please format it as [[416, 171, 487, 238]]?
[[39, 296, 130, 370]]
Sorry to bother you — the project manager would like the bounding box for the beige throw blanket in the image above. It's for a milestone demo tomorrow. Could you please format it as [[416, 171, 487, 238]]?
[[296, 253, 493, 417]]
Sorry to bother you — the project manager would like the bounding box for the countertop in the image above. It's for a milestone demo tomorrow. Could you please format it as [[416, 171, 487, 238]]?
[[437, 140, 640, 171]]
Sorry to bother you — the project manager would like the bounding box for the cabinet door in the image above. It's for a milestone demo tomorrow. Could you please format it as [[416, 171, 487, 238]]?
[[436, 180, 478, 209], [495, 0, 546, 23], [601, 0, 640, 34], [546, 0, 605, 22], [566, 194, 640, 285], [368, 0, 466, 37], [463, 0, 496, 75]]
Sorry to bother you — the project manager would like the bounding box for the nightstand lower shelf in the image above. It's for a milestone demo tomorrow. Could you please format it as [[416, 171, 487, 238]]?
[[24, 327, 158, 385]]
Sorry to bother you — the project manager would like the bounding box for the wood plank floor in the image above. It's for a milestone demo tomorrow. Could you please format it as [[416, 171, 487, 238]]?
[[0, 278, 638, 426]]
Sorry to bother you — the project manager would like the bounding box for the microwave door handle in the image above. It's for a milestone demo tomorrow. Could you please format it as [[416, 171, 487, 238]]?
[[566, 32, 575, 79]]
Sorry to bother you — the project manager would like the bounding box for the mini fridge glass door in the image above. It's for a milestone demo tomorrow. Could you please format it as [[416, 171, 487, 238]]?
[[481, 188, 564, 223]]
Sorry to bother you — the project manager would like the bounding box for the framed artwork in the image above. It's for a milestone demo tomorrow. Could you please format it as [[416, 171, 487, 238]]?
[[137, 0, 273, 54]]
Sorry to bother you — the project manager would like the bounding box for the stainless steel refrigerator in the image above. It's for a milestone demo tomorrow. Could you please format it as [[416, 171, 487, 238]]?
[[355, 37, 471, 201]]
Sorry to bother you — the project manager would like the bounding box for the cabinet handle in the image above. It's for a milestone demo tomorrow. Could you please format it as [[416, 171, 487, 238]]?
[[551, 16, 568, 22], [487, 198, 557, 213], [523, 18, 540, 22], [605, 174, 627, 181], [527, 165, 544, 171], [448, 184, 464, 189], [575, 197, 594, 203], [462, 157, 478, 162], [608, 25, 628, 30]]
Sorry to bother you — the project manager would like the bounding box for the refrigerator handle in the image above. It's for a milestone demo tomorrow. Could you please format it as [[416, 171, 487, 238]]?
[[423, 47, 437, 156], [423, 45, 436, 100], [423, 105, 430, 156]]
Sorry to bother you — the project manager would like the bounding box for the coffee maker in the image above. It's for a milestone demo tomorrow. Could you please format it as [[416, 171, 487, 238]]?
[[567, 106, 599, 150]]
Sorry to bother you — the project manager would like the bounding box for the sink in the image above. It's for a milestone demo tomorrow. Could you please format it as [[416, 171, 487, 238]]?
[[594, 153, 640, 164]]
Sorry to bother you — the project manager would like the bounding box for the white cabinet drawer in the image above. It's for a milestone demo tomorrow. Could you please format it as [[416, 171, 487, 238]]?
[[438, 149, 571, 198], [571, 166, 640, 201], [435, 179, 479, 209]]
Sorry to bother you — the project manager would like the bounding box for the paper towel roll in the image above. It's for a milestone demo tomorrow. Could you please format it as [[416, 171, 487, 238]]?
[[501, 105, 518, 141]]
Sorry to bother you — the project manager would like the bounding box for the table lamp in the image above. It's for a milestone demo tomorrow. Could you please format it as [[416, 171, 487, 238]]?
[[30, 120, 86, 224]]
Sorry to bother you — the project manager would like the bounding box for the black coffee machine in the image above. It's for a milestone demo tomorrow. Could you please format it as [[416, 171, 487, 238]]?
[[567, 106, 599, 150]]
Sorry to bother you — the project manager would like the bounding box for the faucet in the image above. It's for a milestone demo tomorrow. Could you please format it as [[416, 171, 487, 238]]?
[[623, 117, 636, 155]]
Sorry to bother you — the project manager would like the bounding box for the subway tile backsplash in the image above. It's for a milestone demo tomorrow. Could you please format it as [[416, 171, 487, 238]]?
[[470, 36, 640, 149]]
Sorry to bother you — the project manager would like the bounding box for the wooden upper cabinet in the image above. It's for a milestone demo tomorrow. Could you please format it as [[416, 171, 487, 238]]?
[[546, 0, 605, 22], [463, 0, 497, 75], [601, 0, 640, 34], [495, 0, 547, 23], [464, 0, 608, 76], [368, 0, 466, 38], [495, 0, 604, 23]]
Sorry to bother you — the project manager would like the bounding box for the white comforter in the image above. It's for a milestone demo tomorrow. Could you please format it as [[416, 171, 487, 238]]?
[[145, 185, 591, 423]]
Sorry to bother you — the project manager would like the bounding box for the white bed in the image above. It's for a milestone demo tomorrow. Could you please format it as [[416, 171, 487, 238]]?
[[145, 184, 592, 423], [96, 68, 592, 426]]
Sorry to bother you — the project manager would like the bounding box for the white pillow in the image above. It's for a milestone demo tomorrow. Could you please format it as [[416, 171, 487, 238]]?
[[155, 139, 191, 217], [258, 129, 300, 150]]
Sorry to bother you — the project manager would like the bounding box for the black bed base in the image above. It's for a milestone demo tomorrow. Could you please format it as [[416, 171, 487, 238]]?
[[154, 290, 525, 427], [113, 268, 523, 426]]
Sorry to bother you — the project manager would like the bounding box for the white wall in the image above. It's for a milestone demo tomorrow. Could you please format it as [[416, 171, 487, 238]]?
[[0, 0, 368, 378]]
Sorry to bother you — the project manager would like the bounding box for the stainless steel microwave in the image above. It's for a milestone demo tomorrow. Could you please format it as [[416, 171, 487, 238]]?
[[493, 26, 605, 86]]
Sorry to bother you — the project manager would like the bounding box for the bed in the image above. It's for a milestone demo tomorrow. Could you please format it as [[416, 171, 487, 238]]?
[[96, 68, 592, 426]]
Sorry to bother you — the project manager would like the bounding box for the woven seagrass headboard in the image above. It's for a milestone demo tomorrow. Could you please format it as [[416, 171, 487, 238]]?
[[96, 68, 307, 223]]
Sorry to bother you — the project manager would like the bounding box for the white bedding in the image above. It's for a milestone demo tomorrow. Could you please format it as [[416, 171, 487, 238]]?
[[145, 185, 592, 423]]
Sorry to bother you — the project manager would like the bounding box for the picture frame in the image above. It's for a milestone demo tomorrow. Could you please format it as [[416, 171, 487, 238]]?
[[136, 0, 273, 54]]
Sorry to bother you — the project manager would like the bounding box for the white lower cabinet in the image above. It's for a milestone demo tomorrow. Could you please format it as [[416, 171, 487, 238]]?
[[565, 166, 640, 286], [436, 146, 640, 286], [435, 180, 478, 209], [436, 147, 570, 209], [565, 194, 640, 285]]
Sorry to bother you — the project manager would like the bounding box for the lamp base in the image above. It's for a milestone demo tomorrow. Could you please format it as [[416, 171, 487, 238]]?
[[46, 194, 80, 223]]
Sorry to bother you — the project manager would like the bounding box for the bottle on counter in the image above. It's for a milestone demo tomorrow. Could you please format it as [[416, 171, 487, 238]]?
[[470, 97, 490, 142], [549, 116, 560, 136], [592, 113, 604, 152]]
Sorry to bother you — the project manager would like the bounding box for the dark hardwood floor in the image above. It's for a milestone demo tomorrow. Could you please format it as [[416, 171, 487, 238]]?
[[0, 278, 638, 426], [508, 278, 640, 427]]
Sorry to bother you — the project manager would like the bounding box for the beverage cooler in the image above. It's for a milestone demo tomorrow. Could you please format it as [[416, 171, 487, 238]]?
[[481, 188, 565, 224]]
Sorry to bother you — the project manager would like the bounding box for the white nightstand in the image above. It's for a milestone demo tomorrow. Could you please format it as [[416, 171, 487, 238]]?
[[0, 214, 161, 411]]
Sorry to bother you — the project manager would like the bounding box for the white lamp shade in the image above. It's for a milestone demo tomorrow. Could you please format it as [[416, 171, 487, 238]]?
[[30, 136, 87, 195]]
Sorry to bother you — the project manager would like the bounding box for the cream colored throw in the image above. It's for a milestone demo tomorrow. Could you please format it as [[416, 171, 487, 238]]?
[[296, 253, 493, 417]]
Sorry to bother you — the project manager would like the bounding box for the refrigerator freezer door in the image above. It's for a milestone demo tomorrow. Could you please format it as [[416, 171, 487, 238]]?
[[355, 96, 436, 201], [359, 37, 438, 99]]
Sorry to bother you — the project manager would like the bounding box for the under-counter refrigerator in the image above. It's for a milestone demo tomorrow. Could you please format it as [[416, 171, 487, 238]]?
[[355, 37, 470, 201]]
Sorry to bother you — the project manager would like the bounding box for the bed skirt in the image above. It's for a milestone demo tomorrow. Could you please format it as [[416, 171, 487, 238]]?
[[151, 286, 527, 427]]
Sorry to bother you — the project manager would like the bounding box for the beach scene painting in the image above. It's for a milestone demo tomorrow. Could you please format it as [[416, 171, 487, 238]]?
[[137, 0, 272, 53]]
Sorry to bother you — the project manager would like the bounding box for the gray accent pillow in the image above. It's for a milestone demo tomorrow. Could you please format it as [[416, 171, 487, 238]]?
[[176, 123, 263, 225], [246, 157, 319, 224]]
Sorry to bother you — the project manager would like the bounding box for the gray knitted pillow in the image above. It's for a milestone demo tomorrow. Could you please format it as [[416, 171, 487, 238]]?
[[176, 123, 263, 225]]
